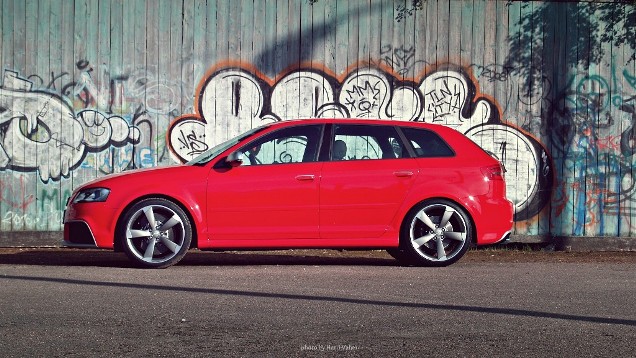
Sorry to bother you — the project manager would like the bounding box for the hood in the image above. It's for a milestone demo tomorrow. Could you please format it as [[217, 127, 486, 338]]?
[[76, 165, 189, 190]]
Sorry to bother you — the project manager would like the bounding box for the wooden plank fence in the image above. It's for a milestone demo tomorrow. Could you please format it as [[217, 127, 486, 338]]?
[[0, 0, 635, 243]]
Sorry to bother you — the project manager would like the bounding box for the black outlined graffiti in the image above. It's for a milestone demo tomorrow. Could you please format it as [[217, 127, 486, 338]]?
[[0, 70, 141, 182], [168, 63, 552, 221]]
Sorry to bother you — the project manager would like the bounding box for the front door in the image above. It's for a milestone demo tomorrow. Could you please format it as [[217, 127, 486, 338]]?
[[206, 124, 324, 246]]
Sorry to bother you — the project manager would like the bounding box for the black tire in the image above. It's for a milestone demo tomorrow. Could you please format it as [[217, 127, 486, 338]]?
[[395, 199, 472, 267], [120, 198, 192, 268]]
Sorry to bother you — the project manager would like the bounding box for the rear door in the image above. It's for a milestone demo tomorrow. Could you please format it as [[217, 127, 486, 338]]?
[[320, 124, 419, 240]]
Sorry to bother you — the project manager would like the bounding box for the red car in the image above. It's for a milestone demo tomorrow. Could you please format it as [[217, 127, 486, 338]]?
[[64, 119, 513, 268]]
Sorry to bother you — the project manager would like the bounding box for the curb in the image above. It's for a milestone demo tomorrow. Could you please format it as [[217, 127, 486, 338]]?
[[1, 232, 636, 252]]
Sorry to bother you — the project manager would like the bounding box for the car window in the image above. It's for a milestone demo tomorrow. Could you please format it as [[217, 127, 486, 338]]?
[[331, 124, 404, 161], [187, 125, 270, 165], [401, 127, 455, 158], [239, 124, 322, 165]]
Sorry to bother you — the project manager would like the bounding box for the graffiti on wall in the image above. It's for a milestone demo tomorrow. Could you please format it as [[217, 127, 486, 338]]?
[[548, 65, 636, 234], [0, 70, 141, 181], [167, 63, 553, 221]]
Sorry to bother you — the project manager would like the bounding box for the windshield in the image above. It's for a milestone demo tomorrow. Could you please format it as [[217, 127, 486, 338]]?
[[186, 125, 271, 165]]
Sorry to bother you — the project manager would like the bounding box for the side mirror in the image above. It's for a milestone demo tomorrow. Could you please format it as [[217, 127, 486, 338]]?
[[226, 151, 244, 167]]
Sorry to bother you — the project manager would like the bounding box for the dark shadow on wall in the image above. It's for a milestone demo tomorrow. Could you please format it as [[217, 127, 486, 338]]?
[[505, 1, 635, 153], [253, 1, 388, 75], [504, 2, 636, 236], [505, 1, 635, 89]]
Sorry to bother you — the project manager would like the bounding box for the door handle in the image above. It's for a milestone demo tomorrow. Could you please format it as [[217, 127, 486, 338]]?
[[295, 174, 315, 181], [393, 171, 414, 177]]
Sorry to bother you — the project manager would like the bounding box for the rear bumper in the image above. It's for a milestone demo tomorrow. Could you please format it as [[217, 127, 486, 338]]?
[[470, 197, 514, 245]]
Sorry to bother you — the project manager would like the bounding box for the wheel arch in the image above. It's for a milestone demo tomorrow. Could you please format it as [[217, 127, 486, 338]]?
[[113, 194, 200, 252]]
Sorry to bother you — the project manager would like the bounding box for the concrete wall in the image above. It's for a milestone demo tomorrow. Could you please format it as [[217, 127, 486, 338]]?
[[0, 0, 635, 244]]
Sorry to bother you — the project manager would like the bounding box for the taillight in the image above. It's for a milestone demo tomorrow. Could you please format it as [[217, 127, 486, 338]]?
[[481, 164, 505, 180]]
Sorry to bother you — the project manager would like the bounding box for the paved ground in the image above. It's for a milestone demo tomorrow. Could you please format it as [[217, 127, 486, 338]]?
[[1, 246, 635, 265], [1, 248, 635, 357]]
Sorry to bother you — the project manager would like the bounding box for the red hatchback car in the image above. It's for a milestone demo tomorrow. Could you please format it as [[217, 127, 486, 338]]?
[[64, 119, 513, 268]]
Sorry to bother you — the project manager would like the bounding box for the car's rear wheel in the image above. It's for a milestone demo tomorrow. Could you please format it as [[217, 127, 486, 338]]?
[[120, 198, 192, 268], [394, 199, 472, 267]]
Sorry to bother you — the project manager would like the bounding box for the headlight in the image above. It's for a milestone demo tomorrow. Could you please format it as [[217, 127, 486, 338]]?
[[72, 188, 110, 203]]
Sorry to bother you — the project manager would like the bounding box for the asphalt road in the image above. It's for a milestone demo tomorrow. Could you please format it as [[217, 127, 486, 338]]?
[[1, 248, 635, 357]]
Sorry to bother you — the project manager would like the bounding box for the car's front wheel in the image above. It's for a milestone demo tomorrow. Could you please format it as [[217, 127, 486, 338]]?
[[120, 198, 192, 268], [394, 199, 472, 267]]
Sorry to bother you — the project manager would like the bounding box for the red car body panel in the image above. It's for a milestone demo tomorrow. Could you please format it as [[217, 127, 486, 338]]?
[[63, 119, 513, 253]]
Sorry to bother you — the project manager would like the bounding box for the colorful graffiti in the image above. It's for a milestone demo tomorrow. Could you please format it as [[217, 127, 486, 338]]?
[[549, 66, 636, 235], [167, 63, 553, 220]]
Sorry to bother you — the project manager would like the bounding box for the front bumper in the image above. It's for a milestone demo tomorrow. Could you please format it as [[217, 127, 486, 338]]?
[[63, 202, 118, 249], [63, 221, 98, 248]]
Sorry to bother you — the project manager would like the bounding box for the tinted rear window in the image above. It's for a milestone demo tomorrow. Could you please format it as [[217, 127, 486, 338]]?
[[401, 127, 455, 158]]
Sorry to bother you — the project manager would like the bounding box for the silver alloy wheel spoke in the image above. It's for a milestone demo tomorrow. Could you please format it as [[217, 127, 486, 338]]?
[[416, 211, 437, 230], [159, 214, 182, 231], [159, 236, 180, 253], [413, 233, 436, 248], [143, 238, 156, 261], [435, 237, 447, 260], [440, 207, 454, 228], [444, 231, 466, 241], [143, 207, 157, 229], [128, 229, 151, 239]]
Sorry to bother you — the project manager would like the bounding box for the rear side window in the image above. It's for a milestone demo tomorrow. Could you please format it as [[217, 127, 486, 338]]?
[[332, 125, 405, 161], [401, 127, 455, 158]]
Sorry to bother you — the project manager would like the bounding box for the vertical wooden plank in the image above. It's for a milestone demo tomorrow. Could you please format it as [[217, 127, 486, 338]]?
[[227, 0, 240, 64], [333, 0, 348, 75], [447, 0, 462, 65], [0, 0, 14, 232], [46, 0, 61, 231], [168, 0, 184, 114], [619, 4, 633, 237], [595, 3, 613, 237], [205, 0, 218, 66], [307, 0, 323, 70], [109, 0, 123, 112], [95, 0, 110, 112], [272, 0, 287, 117], [437, 0, 450, 64], [156, 0, 172, 166], [255, 0, 270, 70], [367, 0, 381, 71], [24, 0, 37, 75], [58, 0, 75, 229], [323, 0, 336, 75], [506, 0, 524, 236], [423, 0, 437, 67], [460, 0, 474, 69], [181, 0, 195, 105], [250, 0, 265, 128], [357, 0, 370, 66], [11, 0, 25, 74], [73, 0, 87, 81], [121, 0, 135, 156], [346, 0, 358, 68], [145, 0, 159, 166], [191, 0, 207, 83]]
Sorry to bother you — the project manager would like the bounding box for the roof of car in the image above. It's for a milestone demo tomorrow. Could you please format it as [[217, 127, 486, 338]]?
[[270, 118, 449, 130]]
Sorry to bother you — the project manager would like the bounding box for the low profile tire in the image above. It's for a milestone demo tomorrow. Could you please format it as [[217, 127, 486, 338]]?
[[396, 199, 472, 267], [120, 198, 192, 268]]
